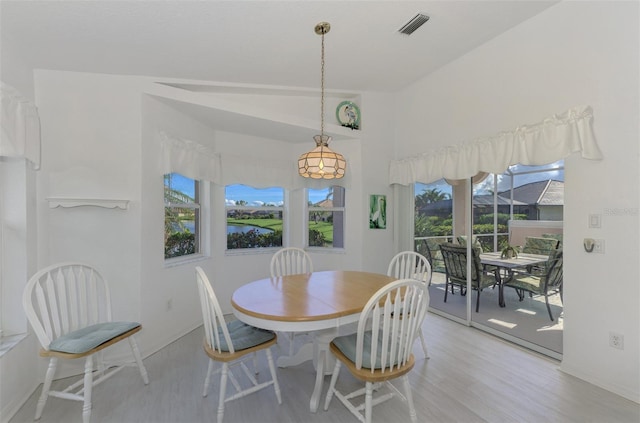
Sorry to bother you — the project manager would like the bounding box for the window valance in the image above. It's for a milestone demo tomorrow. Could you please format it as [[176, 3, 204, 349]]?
[[160, 131, 350, 190], [0, 82, 41, 169], [389, 105, 601, 186], [160, 132, 222, 182]]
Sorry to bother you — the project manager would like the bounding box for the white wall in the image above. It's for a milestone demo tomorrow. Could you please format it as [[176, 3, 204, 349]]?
[[358, 91, 397, 273], [394, 1, 639, 402]]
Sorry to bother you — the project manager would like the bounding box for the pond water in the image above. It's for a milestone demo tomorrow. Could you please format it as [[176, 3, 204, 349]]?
[[178, 221, 273, 235]]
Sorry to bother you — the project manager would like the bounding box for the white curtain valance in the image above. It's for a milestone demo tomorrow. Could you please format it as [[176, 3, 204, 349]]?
[[0, 82, 41, 169], [160, 131, 351, 190], [160, 132, 222, 182], [389, 105, 602, 186]]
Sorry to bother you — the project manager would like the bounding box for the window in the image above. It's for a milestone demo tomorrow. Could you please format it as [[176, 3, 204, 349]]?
[[307, 186, 345, 248], [226, 185, 284, 250], [164, 173, 201, 260]]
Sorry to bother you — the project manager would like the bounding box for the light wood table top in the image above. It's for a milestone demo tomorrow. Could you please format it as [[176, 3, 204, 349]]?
[[231, 270, 397, 327]]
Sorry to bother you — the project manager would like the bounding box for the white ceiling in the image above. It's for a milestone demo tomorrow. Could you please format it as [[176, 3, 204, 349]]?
[[1, 1, 559, 92]]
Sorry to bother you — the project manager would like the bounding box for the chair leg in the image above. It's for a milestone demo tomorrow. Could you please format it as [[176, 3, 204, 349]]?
[[364, 381, 373, 423], [476, 289, 481, 312], [253, 352, 259, 375], [217, 363, 229, 423], [545, 294, 554, 321], [82, 355, 93, 423], [265, 347, 282, 404], [203, 360, 215, 397], [323, 360, 342, 411], [35, 357, 58, 420], [128, 336, 149, 385], [402, 375, 417, 423], [444, 280, 449, 303], [418, 329, 429, 359]]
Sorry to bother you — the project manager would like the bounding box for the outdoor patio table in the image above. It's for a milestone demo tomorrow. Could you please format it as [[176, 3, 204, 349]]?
[[480, 252, 549, 307]]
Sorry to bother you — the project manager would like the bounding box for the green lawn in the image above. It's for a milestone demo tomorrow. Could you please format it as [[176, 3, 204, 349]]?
[[309, 221, 333, 243]]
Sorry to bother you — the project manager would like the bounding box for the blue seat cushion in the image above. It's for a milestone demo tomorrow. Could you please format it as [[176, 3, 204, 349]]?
[[332, 330, 400, 370], [218, 320, 276, 352], [49, 321, 140, 354]]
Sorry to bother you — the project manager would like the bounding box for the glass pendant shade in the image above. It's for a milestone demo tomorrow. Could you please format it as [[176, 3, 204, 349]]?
[[298, 135, 346, 179]]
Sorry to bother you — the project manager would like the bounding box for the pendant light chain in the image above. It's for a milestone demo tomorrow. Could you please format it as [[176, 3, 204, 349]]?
[[320, 29, 325, 137]]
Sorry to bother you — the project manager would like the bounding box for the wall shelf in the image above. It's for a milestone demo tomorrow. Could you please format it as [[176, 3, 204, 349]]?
[[47, 198, 129, 210]]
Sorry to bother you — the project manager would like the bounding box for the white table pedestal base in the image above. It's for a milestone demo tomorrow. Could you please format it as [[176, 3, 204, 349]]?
[[276, 324, 357, 412]]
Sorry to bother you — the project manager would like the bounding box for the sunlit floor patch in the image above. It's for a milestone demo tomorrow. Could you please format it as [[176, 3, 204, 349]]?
[[487, 318, 517, 329]]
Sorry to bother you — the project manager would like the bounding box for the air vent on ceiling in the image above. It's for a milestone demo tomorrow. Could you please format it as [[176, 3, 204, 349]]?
[[398, 13, 430, 35]]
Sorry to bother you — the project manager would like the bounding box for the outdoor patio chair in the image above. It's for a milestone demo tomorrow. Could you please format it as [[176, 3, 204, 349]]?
[[323, 278, 430, 423], [439, 243, 497, 312], [196, 267, 282, 423], [522, 236, 560, 274], [415, 239, 434, 274], [522, 236, 560, 255], [22, 263, 149, 423], [504, 250, 563, 321]]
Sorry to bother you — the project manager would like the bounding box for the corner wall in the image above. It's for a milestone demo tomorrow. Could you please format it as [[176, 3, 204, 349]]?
[[394, 1, 639, 402]]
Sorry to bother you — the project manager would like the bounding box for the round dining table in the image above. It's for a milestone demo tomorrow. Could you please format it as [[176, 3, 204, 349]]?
[[231, 270, 397, 413]]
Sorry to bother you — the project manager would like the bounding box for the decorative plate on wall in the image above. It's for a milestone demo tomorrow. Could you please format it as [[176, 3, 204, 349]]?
[[336, 101, 360, 130]]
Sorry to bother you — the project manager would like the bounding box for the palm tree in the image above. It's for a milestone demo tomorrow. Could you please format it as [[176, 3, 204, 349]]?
[[415, 188, 450, 210]]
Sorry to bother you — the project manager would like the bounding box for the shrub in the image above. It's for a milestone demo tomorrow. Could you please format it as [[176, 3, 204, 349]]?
[[165, 231, 196, 259], [227, 229, 283, 249]]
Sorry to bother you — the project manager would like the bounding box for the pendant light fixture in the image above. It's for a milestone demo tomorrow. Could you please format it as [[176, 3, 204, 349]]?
[[298, 22, 346, 180]]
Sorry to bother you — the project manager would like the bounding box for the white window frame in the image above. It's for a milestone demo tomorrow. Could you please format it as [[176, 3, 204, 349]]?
[[164, 173, 208, 266], [225, 185, 285, 252], [305, 186, 346, 250]]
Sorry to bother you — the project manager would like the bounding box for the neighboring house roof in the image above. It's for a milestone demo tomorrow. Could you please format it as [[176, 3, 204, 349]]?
[[417, 179, 564, 212], [314, 199, 333, 208], [498, 180, 564, 206], [473, 195, 527, 206]]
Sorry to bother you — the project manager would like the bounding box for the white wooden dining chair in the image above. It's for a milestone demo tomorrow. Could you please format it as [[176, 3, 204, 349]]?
[[387, 251, 431, 358], [269, 247, 313, 355], [270, 247, 313, 277], [323, 278, 430, 423], [22, 263, 149, 423], [196, 267, 282, 423]]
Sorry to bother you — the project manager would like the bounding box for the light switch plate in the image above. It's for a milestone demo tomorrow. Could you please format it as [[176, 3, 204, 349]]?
[[589, 214, 601, 228]]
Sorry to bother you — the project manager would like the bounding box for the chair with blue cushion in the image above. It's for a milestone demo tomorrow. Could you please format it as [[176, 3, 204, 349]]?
[[22, 262, 149, 423], [387, 251, 431, 358], [323, 278, 430, 423], [196, 267, 281, 423]]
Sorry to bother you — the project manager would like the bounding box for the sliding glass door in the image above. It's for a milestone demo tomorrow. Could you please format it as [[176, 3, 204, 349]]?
[[415, 161, 565, 357]]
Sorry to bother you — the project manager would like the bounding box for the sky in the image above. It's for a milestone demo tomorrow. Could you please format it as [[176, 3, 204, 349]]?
[[166, 174, 329, 206]]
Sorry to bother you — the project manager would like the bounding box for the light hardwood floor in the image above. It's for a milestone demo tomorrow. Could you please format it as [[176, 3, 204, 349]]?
[[10, 312, 639, 423]]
